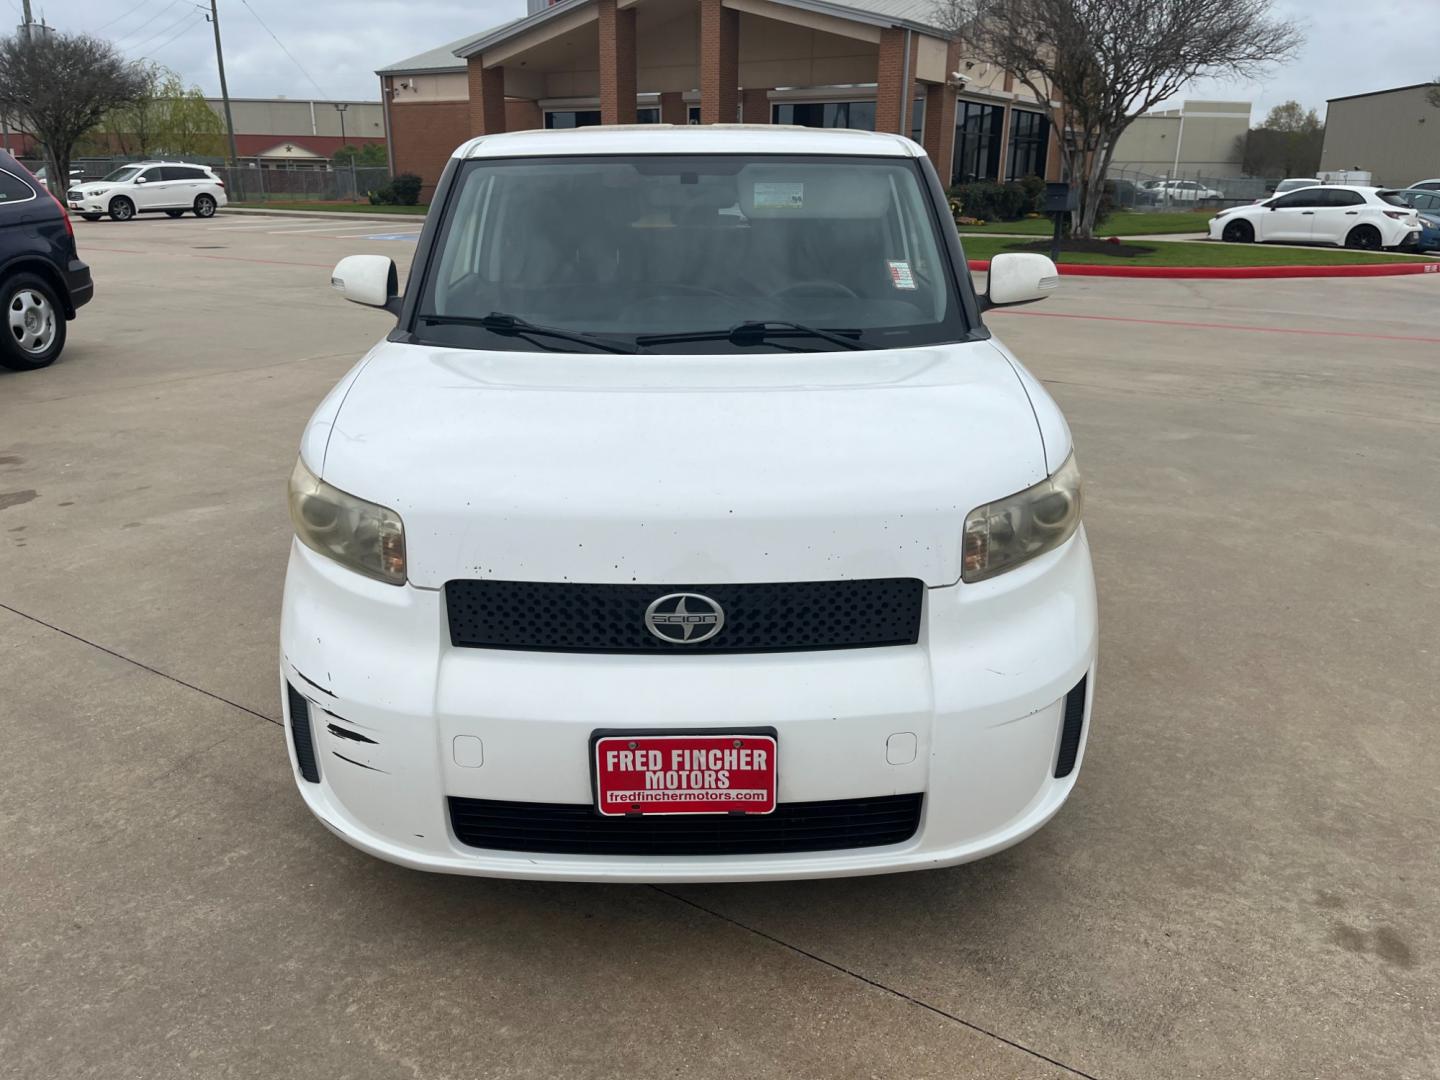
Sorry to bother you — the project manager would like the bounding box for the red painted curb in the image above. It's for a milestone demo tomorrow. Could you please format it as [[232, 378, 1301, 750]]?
[[966, 259, 1440, 279]]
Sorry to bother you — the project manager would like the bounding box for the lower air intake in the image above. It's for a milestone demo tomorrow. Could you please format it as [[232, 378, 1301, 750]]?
[[286, 682, 320, 783], [448, 794, 923, 856], [1054, 675, 1088, 778]]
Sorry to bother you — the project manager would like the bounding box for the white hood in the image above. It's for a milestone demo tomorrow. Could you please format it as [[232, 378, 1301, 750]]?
[[316, 339, 1051, 589]]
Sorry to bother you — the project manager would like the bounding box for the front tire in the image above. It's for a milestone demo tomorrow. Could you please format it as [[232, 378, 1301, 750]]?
[[1345, 225, 1381, 250], [109, 196, 135, 222], [193, 194, 217, 218], [0, 273, 66, 371], [1221, 219, 1254, 243]]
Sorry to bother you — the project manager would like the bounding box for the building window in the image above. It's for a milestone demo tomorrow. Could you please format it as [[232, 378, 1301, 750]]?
[[953, 101, 1003, 185], [1006, 109, 1049, 180], [636, 107, 660, 124], [545, 110, 602, 129], [773, 99, 925, 136], [688, 105, 701, 124]]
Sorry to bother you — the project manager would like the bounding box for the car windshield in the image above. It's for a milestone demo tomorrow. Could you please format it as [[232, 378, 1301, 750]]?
[[415, 154, 967, 353], [102, 166, 141, 183]]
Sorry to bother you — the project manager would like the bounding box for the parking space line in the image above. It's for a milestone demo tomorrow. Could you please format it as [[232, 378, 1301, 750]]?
[[265, 225, 403, 235], [84, 245, 335, 269]]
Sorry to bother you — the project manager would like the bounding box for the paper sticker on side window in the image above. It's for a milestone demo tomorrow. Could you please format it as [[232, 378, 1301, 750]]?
[[753, 182, 804, 209], [887, 260, 917, 289]]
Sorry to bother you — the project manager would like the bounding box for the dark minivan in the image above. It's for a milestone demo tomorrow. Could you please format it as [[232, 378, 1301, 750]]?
[[0, 150, 92, 371]]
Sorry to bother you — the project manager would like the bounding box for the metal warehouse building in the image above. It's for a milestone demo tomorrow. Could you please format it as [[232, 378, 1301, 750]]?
[[377, 0, 1064, 200], [1319, 84, 1440, 189]]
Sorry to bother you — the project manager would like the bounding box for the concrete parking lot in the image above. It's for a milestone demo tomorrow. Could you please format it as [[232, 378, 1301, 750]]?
[[2, 214, 1437, 1079]]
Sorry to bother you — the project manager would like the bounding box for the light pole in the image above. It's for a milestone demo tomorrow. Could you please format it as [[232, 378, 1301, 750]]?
[[334, 102, 352, 200], [208, 0, 242, 200]]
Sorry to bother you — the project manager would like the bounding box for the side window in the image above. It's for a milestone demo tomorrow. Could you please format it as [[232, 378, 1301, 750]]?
[[1269, 191, 1315, 209], [1416, 193, 1440, 211], [0, 168, 36, 202], [177, 167, 207, 181], [138, 167, 163, 183], [1326, 190, 1364, 207]]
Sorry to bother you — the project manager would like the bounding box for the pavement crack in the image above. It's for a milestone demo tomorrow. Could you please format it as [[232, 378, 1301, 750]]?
[[0, 601, 280, 727], [651, 885, 1105, 1080]]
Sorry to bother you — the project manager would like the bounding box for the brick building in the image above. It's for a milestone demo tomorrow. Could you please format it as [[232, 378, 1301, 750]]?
[[377, 0, 1062, 201]]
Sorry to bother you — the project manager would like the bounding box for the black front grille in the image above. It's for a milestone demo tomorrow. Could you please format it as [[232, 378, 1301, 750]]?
[[444, 578, 924, 654], [448, 794, 923, 856], [286, 682, 320, 783], [1054, 675, 1088, 778]]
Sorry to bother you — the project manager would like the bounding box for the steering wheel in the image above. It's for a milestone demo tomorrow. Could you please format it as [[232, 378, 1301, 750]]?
[[773, 280, 859, 299]]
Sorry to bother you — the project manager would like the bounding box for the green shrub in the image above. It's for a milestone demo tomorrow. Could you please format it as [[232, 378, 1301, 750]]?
[[367, 173, 423, 206], [945, 179, 1043, 223], [390, 173, 422, 206]]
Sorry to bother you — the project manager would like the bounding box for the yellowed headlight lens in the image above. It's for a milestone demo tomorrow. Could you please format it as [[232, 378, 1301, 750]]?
[[288, 458, 407, 585]]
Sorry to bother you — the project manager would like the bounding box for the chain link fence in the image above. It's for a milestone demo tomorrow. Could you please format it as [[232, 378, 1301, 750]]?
[[21, 155, 397, 204], [1106, 166, 1280, 211]]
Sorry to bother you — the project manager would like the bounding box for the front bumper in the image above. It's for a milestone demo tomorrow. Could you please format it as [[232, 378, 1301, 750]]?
[[279, 533, 1098, 881], [66, 194, 107, 214]]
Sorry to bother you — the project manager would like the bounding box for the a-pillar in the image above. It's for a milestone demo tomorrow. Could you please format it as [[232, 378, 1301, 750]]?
[[922, 43, 959, 184], [598, 0, 637, 124], [700, 0, 739, 124], [467, 57, 506, 136], [659, 92, 688, 124], [875, 28, 919, 136], [741, 88, 771, 124]]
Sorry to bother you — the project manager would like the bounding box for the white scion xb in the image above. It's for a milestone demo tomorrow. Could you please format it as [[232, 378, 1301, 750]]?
[[282, 126, 1097, 882]]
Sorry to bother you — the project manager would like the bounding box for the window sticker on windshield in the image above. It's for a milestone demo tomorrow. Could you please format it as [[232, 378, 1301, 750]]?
[[887, 260, 917, 290], [753, 181, 804, 209]]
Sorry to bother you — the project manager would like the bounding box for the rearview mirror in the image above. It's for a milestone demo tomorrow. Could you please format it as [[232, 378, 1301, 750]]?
[[984, 252, 1059, 308], [331, 255, 400, 314]]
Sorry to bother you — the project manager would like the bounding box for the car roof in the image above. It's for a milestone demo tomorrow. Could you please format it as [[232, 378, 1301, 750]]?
[[456, 125, 922, 161]]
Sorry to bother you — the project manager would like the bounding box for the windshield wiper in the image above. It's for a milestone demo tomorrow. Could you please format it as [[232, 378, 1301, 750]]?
[[636, 320, 871, 351], [418, 312, 639, 354]]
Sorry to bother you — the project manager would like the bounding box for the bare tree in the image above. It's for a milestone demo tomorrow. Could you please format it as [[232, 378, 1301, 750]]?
[[1428, 77, 1440, 109], [932, 0, 1302, 237], [0, 32, 146, 192]]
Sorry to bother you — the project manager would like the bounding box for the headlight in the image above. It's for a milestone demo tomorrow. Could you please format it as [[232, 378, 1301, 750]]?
[[962, 453, 1082, 583], [288, 458, 406, 585]]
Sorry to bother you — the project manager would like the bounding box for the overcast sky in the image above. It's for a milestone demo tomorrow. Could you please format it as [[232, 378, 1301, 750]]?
[[27, 0, 1440, 123]]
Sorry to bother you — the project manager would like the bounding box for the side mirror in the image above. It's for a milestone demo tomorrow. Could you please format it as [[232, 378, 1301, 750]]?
[[134, 176, 147, 184], [331, 254, 400, 314], [983, 252, 1059, 309]]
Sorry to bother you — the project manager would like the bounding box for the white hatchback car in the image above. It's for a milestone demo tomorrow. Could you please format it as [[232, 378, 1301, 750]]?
[[66, 161, 227, 222], [281, 126, 1097, 882], [1209, 185, 1421, 250]]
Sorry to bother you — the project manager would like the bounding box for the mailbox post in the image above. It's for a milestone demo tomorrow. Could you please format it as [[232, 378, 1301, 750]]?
[[1044, 182, 1077, 263]]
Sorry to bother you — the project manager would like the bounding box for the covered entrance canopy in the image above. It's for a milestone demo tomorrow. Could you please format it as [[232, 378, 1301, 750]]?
[[380, 0, 1061, 190]]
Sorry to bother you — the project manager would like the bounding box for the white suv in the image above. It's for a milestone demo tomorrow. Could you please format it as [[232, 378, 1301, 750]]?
[[283, 126, 1097, 882], [66, 161, 227, 222], [1209, 185, 1421, 249]]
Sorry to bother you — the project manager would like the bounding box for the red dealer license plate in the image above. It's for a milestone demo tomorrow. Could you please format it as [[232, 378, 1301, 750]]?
[[593, 732, 778, 816]]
